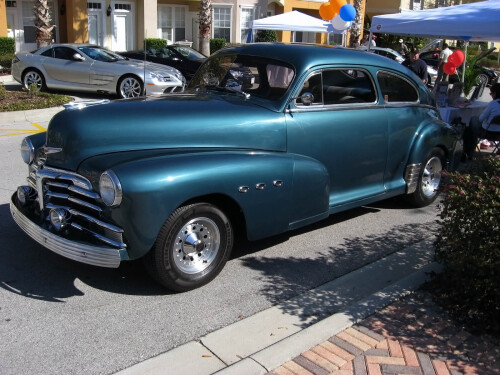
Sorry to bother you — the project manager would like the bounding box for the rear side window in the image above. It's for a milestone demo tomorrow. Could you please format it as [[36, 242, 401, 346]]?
[[296, 69, 376, 106], [377, 71, 418, 102]]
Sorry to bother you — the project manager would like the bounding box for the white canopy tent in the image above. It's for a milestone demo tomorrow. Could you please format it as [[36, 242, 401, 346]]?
[[247, 11, 345, 43], [369, 0, 500, 42]]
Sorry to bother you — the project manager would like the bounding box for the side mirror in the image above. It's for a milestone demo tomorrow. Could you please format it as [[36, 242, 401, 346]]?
[[73, 53, 85, 61], [300, 92, 314, 106]]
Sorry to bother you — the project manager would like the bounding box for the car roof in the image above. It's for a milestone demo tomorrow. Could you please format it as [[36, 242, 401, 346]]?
[[215, 43, 405, 76]]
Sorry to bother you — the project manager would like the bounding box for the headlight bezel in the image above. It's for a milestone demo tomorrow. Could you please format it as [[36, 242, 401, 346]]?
[[99, 170, 123, 207], [21, 137, 35, 165], [149, 71, 172, 83]]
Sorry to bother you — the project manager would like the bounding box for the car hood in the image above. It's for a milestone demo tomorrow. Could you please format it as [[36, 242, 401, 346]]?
[[44, 93, 286, 171]]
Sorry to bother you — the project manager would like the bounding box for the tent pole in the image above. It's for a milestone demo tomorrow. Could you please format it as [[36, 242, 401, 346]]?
[[368, 31, 372, 51], [462, 41, 468, 83]]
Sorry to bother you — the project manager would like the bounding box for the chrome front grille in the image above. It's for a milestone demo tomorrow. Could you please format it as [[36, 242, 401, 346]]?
[[32, 165, 125, 249]]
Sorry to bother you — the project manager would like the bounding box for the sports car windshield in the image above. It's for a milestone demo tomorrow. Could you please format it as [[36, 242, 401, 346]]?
[[187, 54, 295, 101], [77, 46, 126, 62]]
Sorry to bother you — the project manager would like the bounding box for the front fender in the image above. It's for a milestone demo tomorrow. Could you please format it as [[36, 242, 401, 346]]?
[[93, 151, 300, 259]]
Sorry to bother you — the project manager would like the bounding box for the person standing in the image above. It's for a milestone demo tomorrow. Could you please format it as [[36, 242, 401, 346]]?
[[397, 39, 409, 57], [438, 43, 453, 82], [361, 34, 376, 47], [403, 49, 428, 84]]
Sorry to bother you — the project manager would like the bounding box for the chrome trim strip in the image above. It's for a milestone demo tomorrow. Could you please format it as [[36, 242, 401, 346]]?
[[70, 223, 126, 248], [68, 209, 124, 234], [63, 99, 110, 110], [10, 198, 127, 268], [67, 197, 102, 212], [68, 185, 100, 199], [43, 147, 62, 155], [46, 181, 69, 189]]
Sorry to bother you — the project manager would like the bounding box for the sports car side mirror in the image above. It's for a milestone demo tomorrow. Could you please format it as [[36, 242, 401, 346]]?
[[73, 53, 85, 61]]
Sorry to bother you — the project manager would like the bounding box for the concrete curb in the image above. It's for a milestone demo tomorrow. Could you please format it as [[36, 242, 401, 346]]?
[[115, 238, 440, 375], [0, 74, 14, 83]]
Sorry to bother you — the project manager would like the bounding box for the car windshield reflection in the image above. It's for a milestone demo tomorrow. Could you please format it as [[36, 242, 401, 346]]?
[[187, 54, 295, 101]]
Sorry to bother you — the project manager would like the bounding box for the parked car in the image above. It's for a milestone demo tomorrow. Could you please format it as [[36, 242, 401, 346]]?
[[118, 45, 206, 81], [419, 49, 499, 86], [11, 44, 186, 98], [10, 43, 462, 292], [358, 46, 437, 86]]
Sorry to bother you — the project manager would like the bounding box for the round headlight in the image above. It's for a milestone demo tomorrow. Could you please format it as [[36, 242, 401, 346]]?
[[21, 137, 35, 165], [50, 208, 68, 231], [99, 170, 122, 207]]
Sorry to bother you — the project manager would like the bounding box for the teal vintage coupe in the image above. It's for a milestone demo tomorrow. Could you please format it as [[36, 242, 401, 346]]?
[[11, 43, 462, 291]]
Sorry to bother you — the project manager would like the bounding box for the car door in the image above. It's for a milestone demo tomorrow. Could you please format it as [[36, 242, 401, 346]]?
[[286, 67, 388, 209], [41, 46, 91, 86]]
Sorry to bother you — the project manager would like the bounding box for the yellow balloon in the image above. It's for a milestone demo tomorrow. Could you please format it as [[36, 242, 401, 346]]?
[[319, 2, 335, 21]]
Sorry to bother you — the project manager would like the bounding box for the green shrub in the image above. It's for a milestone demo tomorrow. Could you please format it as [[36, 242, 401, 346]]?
[[210, 38, 226, 54], [0, 37, 15, 55], [255, 30, 278, 43], [144, 38, 167, 51], [0, 84, 6, 100], [433, 156, 500, 333], [0, 53, 14, 72]]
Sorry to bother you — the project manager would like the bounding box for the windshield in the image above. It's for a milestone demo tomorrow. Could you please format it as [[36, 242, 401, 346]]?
[[170, 45, 206, 59], [187, 54, 295, 101], [77, 46, 126, 62]]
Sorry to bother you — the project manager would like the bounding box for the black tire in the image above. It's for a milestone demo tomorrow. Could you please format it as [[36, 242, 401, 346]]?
[[117, 75, 143, 98], [144, 203, 234, 292], [22, 69, 46, 92], [407, 148, 445, 207]]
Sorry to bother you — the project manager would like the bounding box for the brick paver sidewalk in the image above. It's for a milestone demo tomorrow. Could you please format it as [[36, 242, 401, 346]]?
[[268, 291, 499, 375]]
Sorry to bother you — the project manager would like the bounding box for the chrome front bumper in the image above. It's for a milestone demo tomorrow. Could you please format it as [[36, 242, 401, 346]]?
[[10, 194, 128, 268]]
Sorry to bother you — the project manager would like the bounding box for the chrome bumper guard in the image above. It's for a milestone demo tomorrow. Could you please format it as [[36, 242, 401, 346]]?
[[404, 163, 422, 194], [10, 195, 128, 268]]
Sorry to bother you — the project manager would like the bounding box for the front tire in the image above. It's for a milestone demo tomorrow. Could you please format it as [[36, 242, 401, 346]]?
[[117, 75, 143, 98], [22, 69, 46, 92], [408, 148, 445, 207], [144, 203, 234, 292]]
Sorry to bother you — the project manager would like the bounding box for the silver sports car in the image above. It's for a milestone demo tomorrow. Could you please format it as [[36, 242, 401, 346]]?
[[11, 44, 186, 98]]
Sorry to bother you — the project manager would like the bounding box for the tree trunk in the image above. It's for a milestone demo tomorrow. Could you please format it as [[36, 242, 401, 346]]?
[[348, 0, 363, 48], [198, 0, 212, 56], [34, 0, 54, 48]]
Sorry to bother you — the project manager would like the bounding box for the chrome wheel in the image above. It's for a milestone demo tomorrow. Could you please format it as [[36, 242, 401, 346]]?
[[23, 70, 44, 91], [118, 76, 142, 98], [173, 217, 220, 274], [421, 156, 442, 197]]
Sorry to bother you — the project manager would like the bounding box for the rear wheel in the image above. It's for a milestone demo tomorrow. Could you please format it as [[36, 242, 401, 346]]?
[[22, 69, 46, 92], [117, 75, 143, 98], [144, 203, 234, 292], [407, 148, 445, 207]]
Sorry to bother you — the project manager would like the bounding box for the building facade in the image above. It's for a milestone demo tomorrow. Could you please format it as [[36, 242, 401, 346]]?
[[0, 0, 367, 53]]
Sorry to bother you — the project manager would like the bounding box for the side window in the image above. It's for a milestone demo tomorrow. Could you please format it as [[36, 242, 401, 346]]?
[[296, 69, 376, 107], [377, 71, 418, 102], [53, 47, 77, 60], [322, 69, 376, 105], [40, 48, 53, 57]]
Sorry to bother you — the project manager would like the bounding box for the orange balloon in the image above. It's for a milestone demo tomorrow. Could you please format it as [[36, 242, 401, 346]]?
[[319, 2, 335, 20], [330, 0, 346, 15]]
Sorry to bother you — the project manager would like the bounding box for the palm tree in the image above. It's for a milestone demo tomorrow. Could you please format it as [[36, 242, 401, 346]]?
[[198, 0, 212, 56], [348, 0, 363, 47], [33, 0, 54, 48]]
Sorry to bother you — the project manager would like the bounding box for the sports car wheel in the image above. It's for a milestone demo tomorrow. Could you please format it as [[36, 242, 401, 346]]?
[[408, 148, 445, 207], [117, 75, 143, 98], [144, 203, 234, 292], [22, 69, 46, 92]]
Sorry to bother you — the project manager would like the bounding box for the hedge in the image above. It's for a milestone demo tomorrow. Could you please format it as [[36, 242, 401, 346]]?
[[210, 38, 226, 54], [0, 37, 15, 55], [144, 38, 167, 51]]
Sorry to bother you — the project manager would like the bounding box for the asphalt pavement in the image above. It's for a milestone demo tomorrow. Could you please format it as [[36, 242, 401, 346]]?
[[1, 76, 496, 375]]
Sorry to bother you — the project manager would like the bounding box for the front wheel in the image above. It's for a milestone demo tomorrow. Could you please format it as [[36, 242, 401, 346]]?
[[117, 75, 143, 98], [407, 148, 445, 207], [23, 69, 46, 92], [144, 203, 234, 292]]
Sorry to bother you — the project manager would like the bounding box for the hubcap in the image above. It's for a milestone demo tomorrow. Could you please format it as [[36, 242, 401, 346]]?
[[25, 72, 42, 90], [421, 156, 442, 197], [120, 78, 142, 98], [173, 217, 220, 274]]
